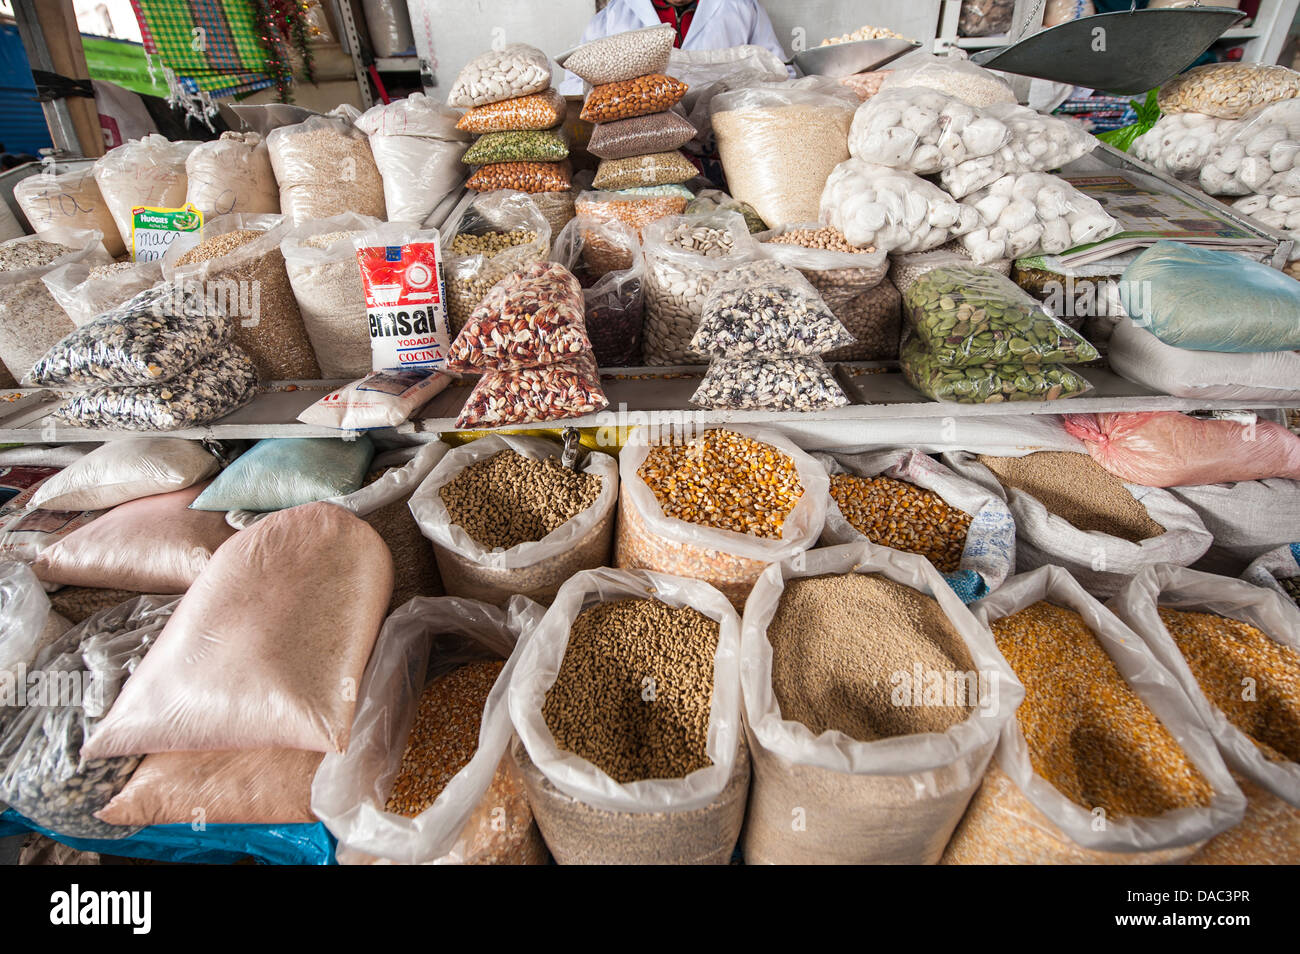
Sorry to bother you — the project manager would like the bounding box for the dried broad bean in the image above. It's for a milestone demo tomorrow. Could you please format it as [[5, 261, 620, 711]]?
[[900, 336, 1092, 404], [466, 160, 572, 194], [456, 89, 566, 133], [580, 74, 688, 123], [691, 357, 848, 411], [463, 129, 569, 165], [903, 264, 1099, 367], [592, 150, 697, 191], [559, 24, 675, 86], [456, 352, 608, 428], [587, 111, 697, 160]]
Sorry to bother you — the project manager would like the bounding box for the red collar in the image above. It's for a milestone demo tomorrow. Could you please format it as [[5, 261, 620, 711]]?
[[651, 0, 697, 47]]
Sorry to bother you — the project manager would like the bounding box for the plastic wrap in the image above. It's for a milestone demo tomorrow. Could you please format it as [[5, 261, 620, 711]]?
[[580, 74, 688, 123], [820, 159, 980, 253], [29, 438, 216, 512], [959, 172, 1118, 263], [1159, 62, 1300, 120], [184, 132, 279, 218], [42, 259, 163, 328], [92, 136, 197, 251], [848, 87, 1010, 174], [690, 356, 848, 411], [355, 93, 472, 225], [587, 111, 697, 161], [558, 24, 675, 86], [939, 105, 1099, 198], [0, 561, 57, 677], [266, 115, 386, 224], [447, 44, 552, 108], [550, 216, 645, 366], [901, 336, 1093, 404], [190, 436, 374, 513], [13, 164, 124, 257]]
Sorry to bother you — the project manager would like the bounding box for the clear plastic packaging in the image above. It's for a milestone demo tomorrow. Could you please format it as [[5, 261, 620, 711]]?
[[551, 216, 645, 367], [0, 561, 58, 676], [528, 189, 576, 238], [1159, 62, 1300, 120], [558, 24, 675, 86], [455, 352, 609, 429], [903, 264, 1099, 367], [592, 150, 696, 190], [587, 111, 697, 161], [463, 129, 568, 165], [42, 259, 163, 328], [959, 172, 1118, 263], [848, 87, 1010, 174], [1131, 112, 1235, 180], [447, 44, 552, 108], [409, 435, 616, 607], [878, 55, 1017, 107], [91, 135, 197, 251], [958, 0, 1015, 37], [820, 160, 980, 253], [466, 160, 572, 194], [184, 131, 279, 218], [580, 74, 688, 123], [456, 89, 566, 134], [13, 163, 124, 257], [355, 93, 472, 225], [692, 260, 851, 357], [691, 356, 848, 410], [938, 104, 1100, 199], [758, 224, 888, 308], [900, 334, 1094, 404], [574, 189, 688, 239], [266, 115, 386, 224], [1195, 99, 1300, 196]]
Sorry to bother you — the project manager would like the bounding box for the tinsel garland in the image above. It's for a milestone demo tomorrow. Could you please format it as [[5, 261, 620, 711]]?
[[248, 0, 316, 102]]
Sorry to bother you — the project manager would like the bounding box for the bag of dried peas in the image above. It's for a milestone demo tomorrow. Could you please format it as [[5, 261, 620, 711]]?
[[312, 594, 549, 865], [740, 544, 1023, 864], [941, 565, 1246, 864], [817, 449, 1015, 603], [1109, 564, 1300, 864]]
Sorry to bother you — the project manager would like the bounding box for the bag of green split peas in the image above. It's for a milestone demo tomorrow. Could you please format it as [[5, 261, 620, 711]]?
[[463, 129, 570, 165]]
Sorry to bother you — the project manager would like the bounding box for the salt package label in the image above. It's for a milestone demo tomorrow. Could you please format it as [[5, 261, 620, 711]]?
[[357, 240, 451, 371]]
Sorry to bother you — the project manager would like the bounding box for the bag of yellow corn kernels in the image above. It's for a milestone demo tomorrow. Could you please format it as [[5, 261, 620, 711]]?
[[1109, 564, 1300, 864], [942, 565, 1245, 865], [740, 542, 1023, 865], [817, 448, 1015, 603], [311, 595, 549, 865], [616, 424, 829, 609]]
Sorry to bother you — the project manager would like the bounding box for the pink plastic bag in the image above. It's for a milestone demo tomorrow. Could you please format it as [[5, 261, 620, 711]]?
[[1064, 412, 1300, 487]]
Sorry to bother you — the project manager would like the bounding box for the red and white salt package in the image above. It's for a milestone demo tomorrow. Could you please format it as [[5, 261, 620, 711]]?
[[355, 225, 452, 372]]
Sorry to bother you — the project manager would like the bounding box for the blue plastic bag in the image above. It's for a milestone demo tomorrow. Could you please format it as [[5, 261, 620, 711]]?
[[191, 436, 375, 512], [0, 808, 336, 865], [1120, 241, 1300, 353]]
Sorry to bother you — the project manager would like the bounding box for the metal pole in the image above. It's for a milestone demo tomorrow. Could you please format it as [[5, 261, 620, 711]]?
[[11, 0, 84, 156]]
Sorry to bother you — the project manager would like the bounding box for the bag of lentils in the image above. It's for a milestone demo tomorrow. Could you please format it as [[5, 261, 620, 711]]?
[[1110, 564, 1300, 864], [587, 111, 698, 161], [592, 150, 697, 191], [409, 435, 617, 608], [507, 566, 746, 864], [941, 565, 1245, 864], [313, 594, 549, 865], [740, 543, 1022, 864], [616, 425, 828, 608]]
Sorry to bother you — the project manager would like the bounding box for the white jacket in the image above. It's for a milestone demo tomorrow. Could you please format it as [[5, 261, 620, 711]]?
[[558, 0, 788, 94]]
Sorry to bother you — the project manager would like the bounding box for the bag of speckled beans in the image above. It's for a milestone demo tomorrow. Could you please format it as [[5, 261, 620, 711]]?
[[816, 449, 1016, 603], [447, 43, 553, 108], [1108, 565, 1300, 864], [709, 81, 857, 228], [409, 434, 618, 608], [640, 210, 758, 366], [740, 543, 1022, 864], [616, 425, 829, 609], [266, 114, 387, 225], [941, 565, 1246, 865], [941, 450, 1213, 598], [507, 566, 747, 864], [312, 594, 550, 865], [551, 216, 646, 367]]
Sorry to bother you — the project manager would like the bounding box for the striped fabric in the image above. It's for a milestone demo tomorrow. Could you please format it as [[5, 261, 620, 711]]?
[[130, 0, 276, 101]]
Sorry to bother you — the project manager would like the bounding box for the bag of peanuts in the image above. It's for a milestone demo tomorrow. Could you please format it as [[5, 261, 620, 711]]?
[[616, 425, 828, 608], [507, 566, 748, 864], [942, 565, 1245, 864], [551, 216, 646, 366], [574, 189, 689, 240], [312, 594, 549, 865], [740, 543, 1023, 864], [944, 450, 1213, 598], [1108, 564, 1300, 864], [409, 434, 617, 608], [817, 449, 1016, 603]]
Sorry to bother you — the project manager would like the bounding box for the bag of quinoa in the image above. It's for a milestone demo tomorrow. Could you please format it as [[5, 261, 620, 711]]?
[[508, 566, 746, 864], [817, 449, 1015, 603], [616, 425, 827, 609], [740, 543, 1022, 864], [941, 565, 1245, 864], [1109, 564, 1300, 864], [313, 594, 549, 865], [409, 435, 616, 608]]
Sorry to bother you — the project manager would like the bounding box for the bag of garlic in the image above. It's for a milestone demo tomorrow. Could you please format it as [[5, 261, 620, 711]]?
[[958, 172, 1118, 264], [819, 159, 980, 253], [847, 87, 1011, 175]]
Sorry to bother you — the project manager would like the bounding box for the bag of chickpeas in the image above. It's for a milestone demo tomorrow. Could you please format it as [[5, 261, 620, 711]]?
[[409, 434, 617, 609], [1109, 564, 1300, 864], [507, 566, 747, 864], [312, 595, 550, 865], [817, 449, 1015, 603], [941, 565, 1245, 865]]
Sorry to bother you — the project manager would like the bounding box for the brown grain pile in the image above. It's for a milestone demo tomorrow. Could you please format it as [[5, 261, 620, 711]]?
[[769, 573, 974, 740], [992, 601, 1213, 818]]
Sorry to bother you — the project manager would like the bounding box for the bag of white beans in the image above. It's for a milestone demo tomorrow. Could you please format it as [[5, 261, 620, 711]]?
[[447, 43, 552, 108]]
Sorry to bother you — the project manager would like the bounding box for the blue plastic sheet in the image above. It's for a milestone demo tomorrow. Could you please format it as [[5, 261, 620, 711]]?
[[0, 809, 335, 865]]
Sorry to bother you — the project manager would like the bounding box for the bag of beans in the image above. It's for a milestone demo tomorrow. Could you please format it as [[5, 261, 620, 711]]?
[[580, 74, 689, 124], [13, 162, 125, 257], [42, 259, 164, 328], [575, 189, 689, 241], [551, 216, 645, 366], [1169, 479, 1300, 575], [941, 565, 1245, 864], [740, 543, 1022, 864], [456, 353, 610, 428], [508, 566, 747, 864], [447, 43, 553, 108], [1243, 543, 1300, 606], [1109, 564, 1300, 864], [266, 115, 386, 224], [80, 502, 393, 758], [944, 450, 1213, 598], [587, 111, 698, 161], [313, 594, 548, 865], [558, 24, 676, 86], [617, 425, 828, 608], [1063, 412, 1300, 486], [92, 135, 198, 251], [817, 449, 1015, 603], [184, 131, 280, 219], [355, 93, 472, 226], [456, 89, 567, 134], [409, 435, 617, 608]]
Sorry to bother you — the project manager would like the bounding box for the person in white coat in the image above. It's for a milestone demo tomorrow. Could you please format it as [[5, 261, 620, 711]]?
[[558, 0, 789, 94]]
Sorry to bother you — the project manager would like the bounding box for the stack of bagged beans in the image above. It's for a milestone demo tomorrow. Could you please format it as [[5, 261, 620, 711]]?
[[450, 43, 573, 195]]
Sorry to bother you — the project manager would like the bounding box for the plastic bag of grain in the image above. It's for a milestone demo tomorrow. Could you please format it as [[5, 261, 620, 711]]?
[[740, 543, 1022, 864], [42, 259, 164, 328], [409, 435, 616, 609], [314, 594, 548, 865], [710, 80, 857, 227], [1243, 543, 1300, 606], [1168, 479, 1300, 575], [355, 93, 473, 226], [280, 212, 384, 379], [92, 135, 198, 251], [0, 561, 70, 677], [616, 425, 828, 608], [941, 565, 1245, 864], [508, 566, 746, 864], [13, 162, 125, 257], [224, 443, 448, 614], [817, 449, 1015, 603], [944, 450, 1212, 597], [266, 114, 386, 224], [1109, 564, 1300, 864], [184, 131, 279, 219]]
